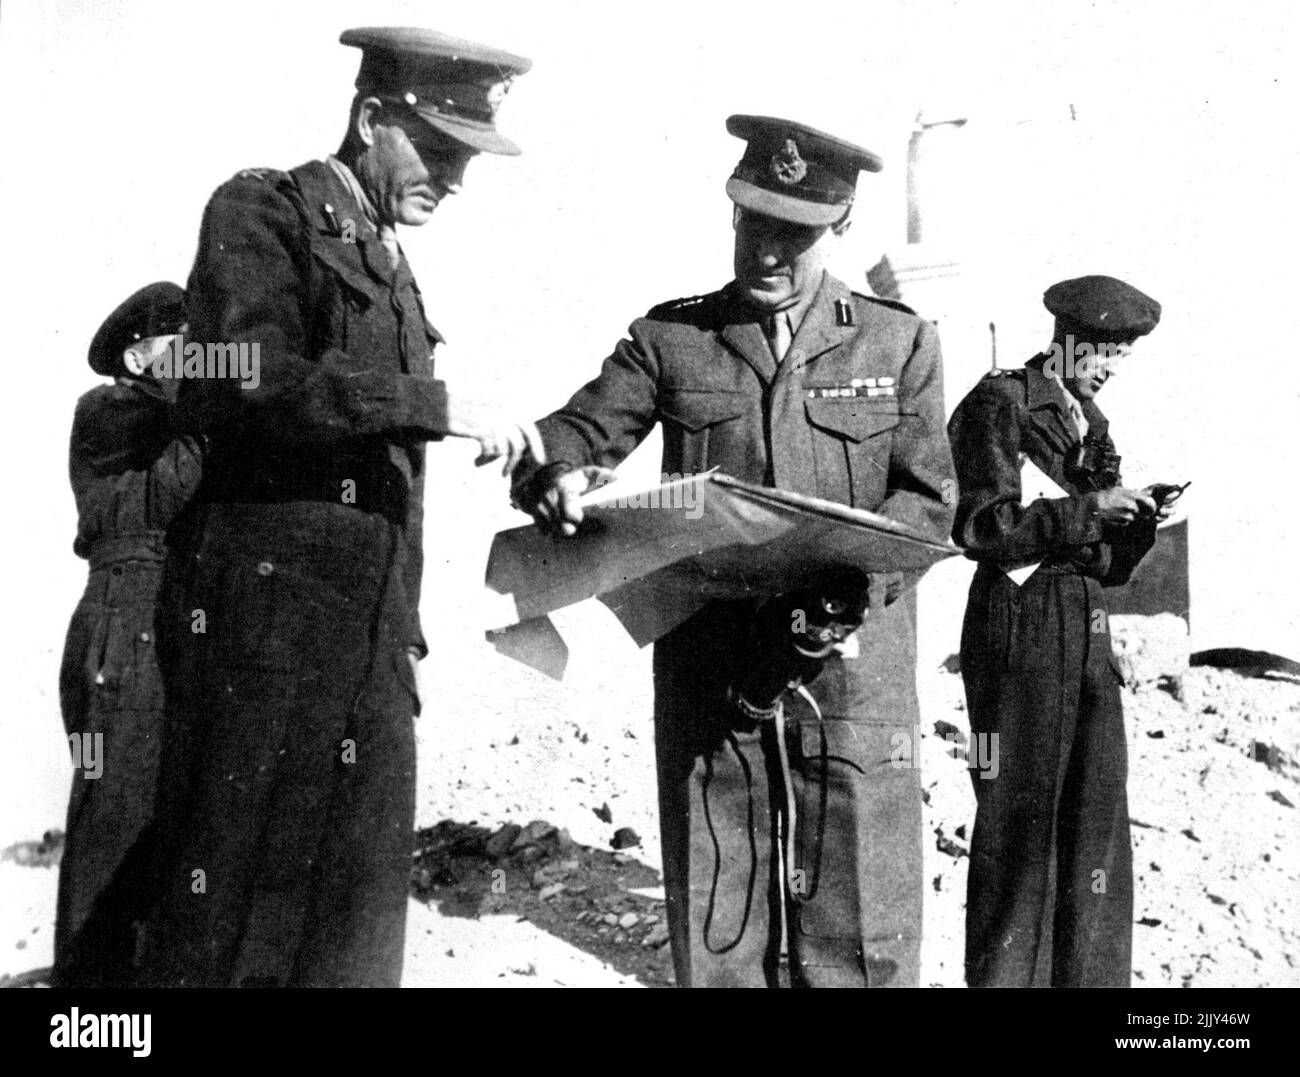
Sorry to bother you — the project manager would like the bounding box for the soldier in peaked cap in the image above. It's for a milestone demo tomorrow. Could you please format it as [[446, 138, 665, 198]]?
[[140, 28, 537, 987], [948, 273, 1174, 987], [513, 115, 955, 987]]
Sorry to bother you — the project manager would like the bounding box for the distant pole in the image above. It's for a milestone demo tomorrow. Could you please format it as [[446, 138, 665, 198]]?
[[989, 321, 998, 372], [906, 112, 968, 245], [906, 116, 923, 244]]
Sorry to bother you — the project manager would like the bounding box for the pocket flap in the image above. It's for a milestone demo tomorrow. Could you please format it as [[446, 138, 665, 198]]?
[[805, 398, 900, 442], [660, 389, 747, 432]]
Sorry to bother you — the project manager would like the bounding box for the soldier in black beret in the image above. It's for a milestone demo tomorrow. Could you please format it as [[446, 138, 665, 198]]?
[[55, 283, 202, 986], [948, 273, 1177, 987], [139, 28, 538, 987], [515, 115, 956, 987]]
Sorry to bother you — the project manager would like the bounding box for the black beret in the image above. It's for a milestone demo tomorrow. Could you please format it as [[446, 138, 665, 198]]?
[[87, 282, 186, 376], [726, 114, 883, 227], [1043, 275, 1161, 341]]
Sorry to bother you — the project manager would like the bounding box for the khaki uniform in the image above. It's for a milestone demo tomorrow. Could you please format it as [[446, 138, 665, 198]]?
[[529, 271, 955, 986]]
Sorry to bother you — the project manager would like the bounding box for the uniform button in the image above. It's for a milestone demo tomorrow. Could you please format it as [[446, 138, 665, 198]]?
[[139, 631, 151, 643], [257, 561, 274, 577]]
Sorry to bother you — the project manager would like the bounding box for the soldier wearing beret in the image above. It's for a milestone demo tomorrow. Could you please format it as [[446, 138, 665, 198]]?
[[140, 28, 538, 987], [55, 282, 201, 986], [948, 274, 1174, 987], [515, 116, 956, 987]]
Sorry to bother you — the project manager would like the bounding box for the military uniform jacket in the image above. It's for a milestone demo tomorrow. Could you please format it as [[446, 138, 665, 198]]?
[[532, 271, 956, 720], [57, 377, 203, 977], [947, 358, 1155, 585], [178, 159, 451, 651], [539, 272, 953, 536]]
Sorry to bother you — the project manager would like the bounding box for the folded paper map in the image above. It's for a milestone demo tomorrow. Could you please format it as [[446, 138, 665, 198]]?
[[485, 471, 960, 677]]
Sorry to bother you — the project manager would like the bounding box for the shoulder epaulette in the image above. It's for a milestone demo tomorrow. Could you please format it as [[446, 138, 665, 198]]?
[[647, 293, 709, 318], [234, 166, 290, 184], [853, 291, 917, 316]]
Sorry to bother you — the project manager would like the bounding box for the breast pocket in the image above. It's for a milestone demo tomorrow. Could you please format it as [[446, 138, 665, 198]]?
[[804, 398, 900, 507], [659, 389, 749, 473]]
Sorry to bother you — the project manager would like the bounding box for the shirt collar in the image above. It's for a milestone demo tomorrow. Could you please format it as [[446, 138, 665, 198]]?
[[326, 155, 380, 232]]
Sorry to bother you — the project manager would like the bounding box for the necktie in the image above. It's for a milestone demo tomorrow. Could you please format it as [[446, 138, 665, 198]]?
[[1068, 400, 1087, 438], [767, 311, 793, 362], [377, 224, 401, 271]]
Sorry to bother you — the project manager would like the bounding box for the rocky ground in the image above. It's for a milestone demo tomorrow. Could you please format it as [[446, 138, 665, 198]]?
[[3, 612, 1297, 988]]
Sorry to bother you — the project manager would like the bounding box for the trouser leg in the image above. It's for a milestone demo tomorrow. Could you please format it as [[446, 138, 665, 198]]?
[[786, 715, 922, 987], [656, 717, 781, 988], [142, 507, 400, 987], [1051, 622, 1132, 987], [287, 643, 416, 988], [962, 570, 1086, 987], [654, 607, 781, 989]]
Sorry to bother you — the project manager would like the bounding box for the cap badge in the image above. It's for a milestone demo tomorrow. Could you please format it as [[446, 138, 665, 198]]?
[[485, 76, 513, 116], [770, 139, 807, 185]]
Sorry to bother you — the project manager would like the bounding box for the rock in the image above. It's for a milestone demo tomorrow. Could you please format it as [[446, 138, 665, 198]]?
[[611, 827, 641, 850], [643, 914, 659, 924], [539, 883, 565, 901], [603, 913, 619, 926], [618, 912, 639, 929], [1181, 828, 1201, 843], [1250, 742, 1284, 770], [1109, 613, 1189, 690], [513, 820, 557, 849], [934, 719, 966, 746], [485, 823, 522, 860], [532, 864, 566, 887], [642, 922, 671, 948], [1145, 730, 1165, 739], [934, 828, 968, 859], [1267, 790, 1295, 809], [594, 802, 613, 823], [940, 653, 961, 674], [1138, 917, 1162, 927], [1156, 675, 1185, 701]]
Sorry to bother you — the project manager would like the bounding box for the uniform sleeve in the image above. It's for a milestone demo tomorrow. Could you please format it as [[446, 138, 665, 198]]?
[[71, 382, 172, 477], [1099, 515, 1157, 586], [948, 380, 1105, 561], [531, 320, 663, 470], [177, 175, 449, 445], [875, 319, 957, 542]]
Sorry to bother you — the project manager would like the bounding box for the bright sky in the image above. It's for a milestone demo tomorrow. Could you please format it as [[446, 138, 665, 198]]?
[[1, 0, 1297, 832]]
